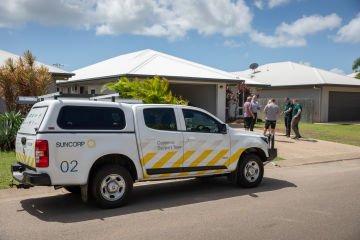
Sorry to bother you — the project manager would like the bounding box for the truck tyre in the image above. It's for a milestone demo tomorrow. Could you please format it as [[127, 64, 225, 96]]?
[[91, 165, 133, 208], [236, 154, 263, 188], [64, 186, 81, 194]]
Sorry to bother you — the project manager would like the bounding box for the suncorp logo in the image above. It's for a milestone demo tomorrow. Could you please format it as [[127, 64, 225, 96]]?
[[87, 139, 96, 148], [56, 142, 85, 148]]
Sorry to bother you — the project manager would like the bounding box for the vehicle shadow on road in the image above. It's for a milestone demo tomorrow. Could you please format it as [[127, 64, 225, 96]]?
[[20, 177, 296, 223]]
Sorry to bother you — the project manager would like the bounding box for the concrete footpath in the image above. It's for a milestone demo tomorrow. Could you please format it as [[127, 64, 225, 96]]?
[[258, 130, 360, 167]]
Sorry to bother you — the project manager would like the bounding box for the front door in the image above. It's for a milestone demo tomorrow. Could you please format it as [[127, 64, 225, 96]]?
[[137, 107, 184, 179], [180, 109, 230, 176]]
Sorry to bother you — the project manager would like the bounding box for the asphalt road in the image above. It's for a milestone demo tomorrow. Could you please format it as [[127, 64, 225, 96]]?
[[1, 159, 360, 240]]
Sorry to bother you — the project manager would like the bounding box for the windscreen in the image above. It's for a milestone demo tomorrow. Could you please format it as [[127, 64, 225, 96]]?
[[18, 106, 48, 134]]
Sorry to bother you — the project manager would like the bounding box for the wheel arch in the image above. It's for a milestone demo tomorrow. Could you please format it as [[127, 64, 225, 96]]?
[[240, 147, 267, 163], [88, 154, 138, 184]]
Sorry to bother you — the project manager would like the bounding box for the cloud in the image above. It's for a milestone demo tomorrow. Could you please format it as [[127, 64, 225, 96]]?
[[329, 68, 345, 75], [334, 13, 360, 43], [253, 0, 289, 9], [268, 0, 290, 8], [223, 39, 242, 48], [0, 0, 253, 40], [250, 13, 342, 48], [254, 0, 264, 9]]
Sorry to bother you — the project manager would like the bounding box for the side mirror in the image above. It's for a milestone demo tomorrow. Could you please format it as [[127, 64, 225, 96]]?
[[219, 124, 227, 134]]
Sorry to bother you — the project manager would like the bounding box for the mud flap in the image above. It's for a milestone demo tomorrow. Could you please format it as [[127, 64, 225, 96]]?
[[268, 148, 278, 161], [81, 184, 88, 203]]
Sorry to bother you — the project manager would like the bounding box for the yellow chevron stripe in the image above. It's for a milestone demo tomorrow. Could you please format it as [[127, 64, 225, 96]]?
[[141, 152, 157, 166], [160, 150, 196, 178], [224, 148, 246, 166], [151, 151, 177, 169], [179, 150, 213, 176], [198, 149, 229, 174], [214, 148, 246, 173], [189, 150, 213, 167]]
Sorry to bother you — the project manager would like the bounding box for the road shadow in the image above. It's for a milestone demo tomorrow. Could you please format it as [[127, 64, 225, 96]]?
[[20, 177, 296, 223]]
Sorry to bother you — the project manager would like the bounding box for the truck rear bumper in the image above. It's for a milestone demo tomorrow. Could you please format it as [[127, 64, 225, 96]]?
[[11, 163, 51, 186]]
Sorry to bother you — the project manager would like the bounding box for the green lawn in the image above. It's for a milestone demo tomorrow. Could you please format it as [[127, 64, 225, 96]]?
[[0, 152, 16, 189], [256, 122, 360, 147]]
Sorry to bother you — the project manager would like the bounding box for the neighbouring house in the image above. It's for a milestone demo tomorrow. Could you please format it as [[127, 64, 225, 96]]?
[[57, 49, 263, 122], [233, 61, 360, 122], [0, 49, 74, 113]]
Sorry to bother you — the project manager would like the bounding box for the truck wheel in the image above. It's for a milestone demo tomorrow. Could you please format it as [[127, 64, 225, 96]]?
[[236, 154, 263, 188], [91, 165, 133, 208], [64, 186, 80, 194]]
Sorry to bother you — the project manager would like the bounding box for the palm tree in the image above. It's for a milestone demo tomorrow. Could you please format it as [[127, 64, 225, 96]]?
[[0, 50, 52, 112]]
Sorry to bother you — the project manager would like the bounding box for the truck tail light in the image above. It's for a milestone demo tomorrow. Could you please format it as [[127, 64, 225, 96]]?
[[35, 140, 49, 168]]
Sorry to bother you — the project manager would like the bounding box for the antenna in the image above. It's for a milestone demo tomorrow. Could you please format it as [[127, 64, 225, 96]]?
[[52, 63, 64, 68]]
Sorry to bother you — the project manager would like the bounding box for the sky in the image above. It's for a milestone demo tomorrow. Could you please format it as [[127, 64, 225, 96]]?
[[0, 0, 359, 75]]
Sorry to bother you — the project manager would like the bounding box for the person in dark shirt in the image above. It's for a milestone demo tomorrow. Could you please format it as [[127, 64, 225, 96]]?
[[283, 97, 294, 137], [291, 99, 302, 139]]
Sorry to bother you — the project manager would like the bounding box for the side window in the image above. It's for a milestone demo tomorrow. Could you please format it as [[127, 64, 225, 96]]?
[[57, 106, 126, 130], [182, 109, 221, 133], [143, 108, 177, 131]]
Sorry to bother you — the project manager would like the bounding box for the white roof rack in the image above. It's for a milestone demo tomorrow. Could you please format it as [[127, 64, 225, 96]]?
[[16, 92, 143, 105], [90, 93, 143, 103]]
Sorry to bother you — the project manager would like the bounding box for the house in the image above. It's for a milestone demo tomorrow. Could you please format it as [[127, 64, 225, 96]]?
[[348, 72, 359, 78], [58, 49, 263, 121], [233, 61, 360, 122], [0, 49, 74, 113]]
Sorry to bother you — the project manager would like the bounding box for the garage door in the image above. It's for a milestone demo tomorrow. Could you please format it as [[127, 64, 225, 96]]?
[[169, 83, 217, 115], [328, 92, 360, 121]]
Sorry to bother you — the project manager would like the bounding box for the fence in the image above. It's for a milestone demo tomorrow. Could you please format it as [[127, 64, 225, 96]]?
[[257, 98, 314, 123]]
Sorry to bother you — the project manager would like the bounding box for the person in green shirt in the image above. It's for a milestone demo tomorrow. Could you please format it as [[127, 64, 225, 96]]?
[[291, 99, 302, 139], [283, 97, 294, 137]]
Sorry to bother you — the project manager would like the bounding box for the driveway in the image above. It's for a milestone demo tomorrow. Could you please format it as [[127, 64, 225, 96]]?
[[269, 133, 360, 166]]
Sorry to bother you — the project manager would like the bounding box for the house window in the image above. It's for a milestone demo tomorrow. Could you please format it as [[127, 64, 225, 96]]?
[[90, 89, 96, 95]]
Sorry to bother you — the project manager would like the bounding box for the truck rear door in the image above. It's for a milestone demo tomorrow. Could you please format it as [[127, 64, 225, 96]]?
[[136, 106, 184, 179], [15, 106, 48, 168]]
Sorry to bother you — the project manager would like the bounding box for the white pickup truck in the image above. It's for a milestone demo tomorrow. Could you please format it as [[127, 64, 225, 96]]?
[[11, 98, 276, 208]]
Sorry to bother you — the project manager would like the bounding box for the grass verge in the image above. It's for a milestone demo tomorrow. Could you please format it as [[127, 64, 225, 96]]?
[[0, 151, 16, 189], [255, 122, 360, 147]]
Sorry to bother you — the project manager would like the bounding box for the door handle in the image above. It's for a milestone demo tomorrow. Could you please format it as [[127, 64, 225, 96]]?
[[186, 137, 196, 141]]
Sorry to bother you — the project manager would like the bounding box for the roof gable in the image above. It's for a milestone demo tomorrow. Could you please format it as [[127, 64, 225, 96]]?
[[233, 61, 360, 87], [69, 49, 245, 83]]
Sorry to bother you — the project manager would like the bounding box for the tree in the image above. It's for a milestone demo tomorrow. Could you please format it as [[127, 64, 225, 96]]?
[[352, 57, 360, 72], [352, 57, 360, 79], [0, 50, 52, 112], [102, 76, 188, 105]]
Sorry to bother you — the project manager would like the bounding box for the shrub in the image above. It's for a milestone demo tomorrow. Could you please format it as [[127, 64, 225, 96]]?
[[103, 76, 188, 105], [0, 112, 23, 151]]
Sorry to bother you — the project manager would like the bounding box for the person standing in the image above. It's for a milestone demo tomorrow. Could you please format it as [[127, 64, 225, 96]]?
[[250, 95, 260, 131], [243, 96, 254, 131], [263, 98, 280, 136], [283, 97, 294, 137], [291, 99, 302, 139]]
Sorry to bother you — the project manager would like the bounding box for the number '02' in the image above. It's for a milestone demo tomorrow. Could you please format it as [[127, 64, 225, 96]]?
[[60, 160, 78, 173]]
